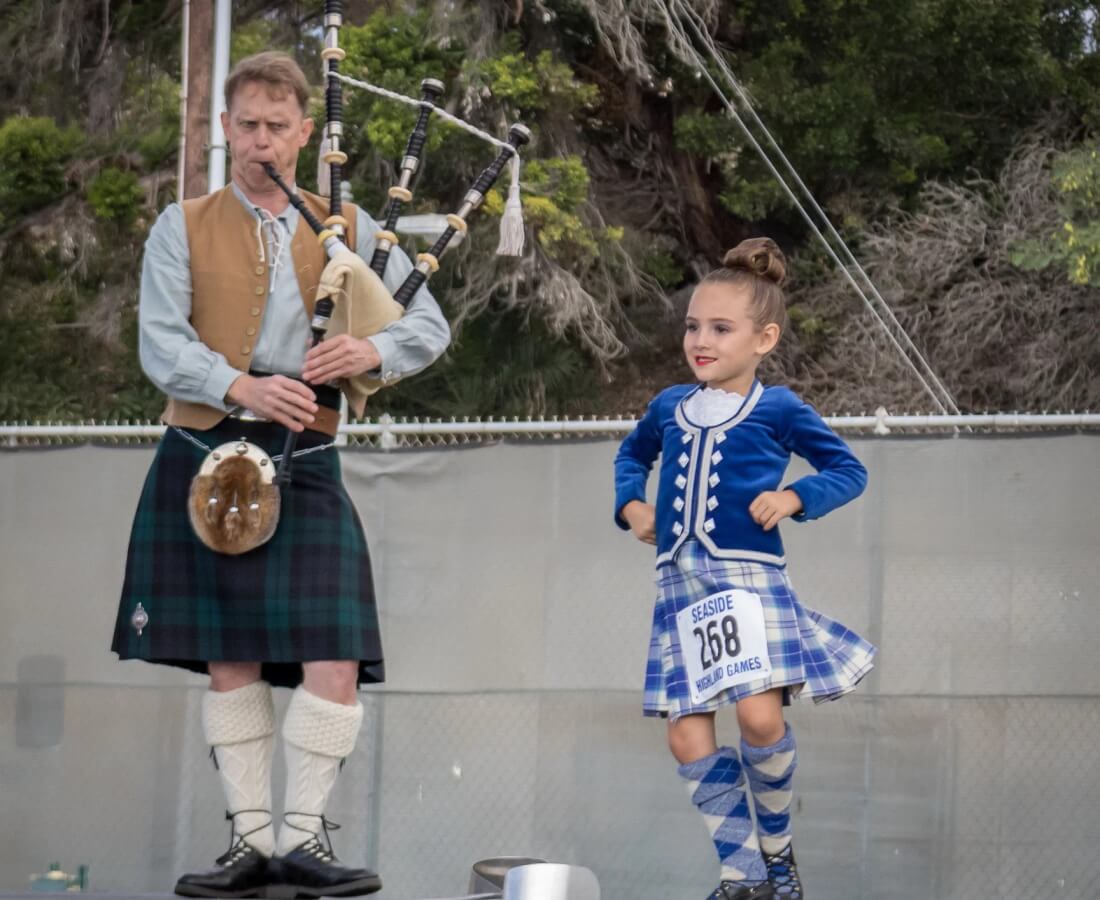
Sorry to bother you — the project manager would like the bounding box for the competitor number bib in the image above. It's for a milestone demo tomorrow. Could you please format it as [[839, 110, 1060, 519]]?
[[676, 588, 772, 704]]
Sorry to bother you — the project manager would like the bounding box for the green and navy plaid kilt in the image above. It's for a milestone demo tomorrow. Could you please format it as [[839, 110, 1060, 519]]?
[[643, 541, 875, 720], [111, 418, 383, 689]]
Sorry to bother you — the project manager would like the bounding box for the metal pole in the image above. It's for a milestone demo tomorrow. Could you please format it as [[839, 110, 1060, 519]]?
[[207, 0, 232, 190], [177, 0, 190, 198]]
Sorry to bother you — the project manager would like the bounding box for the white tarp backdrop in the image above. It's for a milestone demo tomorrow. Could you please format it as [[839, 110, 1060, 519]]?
[[1, 435, 1098, 899]]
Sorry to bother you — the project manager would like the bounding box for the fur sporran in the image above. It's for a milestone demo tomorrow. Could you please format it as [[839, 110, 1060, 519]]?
[[188, 441, 281, 555]]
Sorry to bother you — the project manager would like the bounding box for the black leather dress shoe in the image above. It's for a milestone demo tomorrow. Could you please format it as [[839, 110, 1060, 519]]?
[[707, 881, 776, 900], [175, 841, 271, 898], [268, 837, 382, 898]]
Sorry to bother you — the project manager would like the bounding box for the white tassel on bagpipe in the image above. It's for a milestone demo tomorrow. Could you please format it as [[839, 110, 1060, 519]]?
[[496, 153, 525, 257]]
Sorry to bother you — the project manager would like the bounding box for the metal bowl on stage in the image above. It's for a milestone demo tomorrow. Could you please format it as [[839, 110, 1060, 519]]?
[[459, 857, 600, 900]]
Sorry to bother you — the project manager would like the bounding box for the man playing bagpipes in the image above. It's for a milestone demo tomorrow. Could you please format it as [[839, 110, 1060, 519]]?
[[110, 48, 451, 897]]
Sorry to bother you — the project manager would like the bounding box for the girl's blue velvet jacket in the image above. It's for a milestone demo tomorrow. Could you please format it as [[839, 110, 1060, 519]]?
[[614, 381, 867, 567]]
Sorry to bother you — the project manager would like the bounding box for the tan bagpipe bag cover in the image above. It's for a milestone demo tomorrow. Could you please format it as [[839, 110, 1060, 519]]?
[[320, 246, 405, 417]]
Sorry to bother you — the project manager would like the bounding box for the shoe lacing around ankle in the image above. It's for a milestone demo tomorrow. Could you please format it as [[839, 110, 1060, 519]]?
[[709, 881, 771, 900], [283, 812, 342, 862], [763, 844, 802, 897], [216, 809, 271, 867]]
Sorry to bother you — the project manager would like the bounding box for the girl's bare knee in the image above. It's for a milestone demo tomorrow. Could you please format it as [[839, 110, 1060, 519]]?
[[667, 714, 717, 764], [737, 708, 785, 747]]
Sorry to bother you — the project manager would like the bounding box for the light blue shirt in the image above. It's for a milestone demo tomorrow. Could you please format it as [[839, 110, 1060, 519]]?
[[138, 182, 451, 411]]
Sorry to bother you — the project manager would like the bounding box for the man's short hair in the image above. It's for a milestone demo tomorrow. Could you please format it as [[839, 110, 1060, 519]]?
[[224, 51, 311, 115]]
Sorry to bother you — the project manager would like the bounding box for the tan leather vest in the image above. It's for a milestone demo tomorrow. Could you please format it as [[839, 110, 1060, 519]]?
[[160, 184, 358, 431]]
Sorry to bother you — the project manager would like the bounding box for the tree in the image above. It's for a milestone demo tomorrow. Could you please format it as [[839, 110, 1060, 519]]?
[[0, 0, 1097, 420]]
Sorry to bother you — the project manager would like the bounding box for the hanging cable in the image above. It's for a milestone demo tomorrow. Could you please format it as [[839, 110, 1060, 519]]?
[[662, 0, 960, 414]]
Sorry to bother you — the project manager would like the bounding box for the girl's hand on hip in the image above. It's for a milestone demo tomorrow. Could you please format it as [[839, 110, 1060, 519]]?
[[749, 490, 803, 532], [621, 500, 657, 545]]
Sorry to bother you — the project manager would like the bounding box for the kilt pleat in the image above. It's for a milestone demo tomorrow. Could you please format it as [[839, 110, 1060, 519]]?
[[643, 541, 875, 720], [111, 419, 383, 688]]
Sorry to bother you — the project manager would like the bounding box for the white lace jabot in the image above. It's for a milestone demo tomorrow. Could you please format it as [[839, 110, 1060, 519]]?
[[682, 386, 746, 427]]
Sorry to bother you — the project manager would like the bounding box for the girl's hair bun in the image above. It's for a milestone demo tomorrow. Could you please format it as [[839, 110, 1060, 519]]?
[[721, 237, 787, 286]]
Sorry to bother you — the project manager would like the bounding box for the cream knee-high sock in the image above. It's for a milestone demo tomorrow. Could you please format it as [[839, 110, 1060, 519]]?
[[202, 681, 276, 857], [276, 686, 364, 856]]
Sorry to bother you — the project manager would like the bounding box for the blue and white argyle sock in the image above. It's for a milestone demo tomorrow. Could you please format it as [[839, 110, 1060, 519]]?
[[678, 746, 767, 884], [741, 723, 798, 855]]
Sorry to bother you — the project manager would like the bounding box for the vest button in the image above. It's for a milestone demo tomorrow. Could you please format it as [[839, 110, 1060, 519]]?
[[254, 285, 264, 296], [255, 265, 265, 276], [250, 307, 261, 316], [246, 326, 257, 336], [241, 346, 252, 355]]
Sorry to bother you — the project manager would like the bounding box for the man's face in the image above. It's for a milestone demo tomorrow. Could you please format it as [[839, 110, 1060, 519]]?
[[221, 81, 313, 194]]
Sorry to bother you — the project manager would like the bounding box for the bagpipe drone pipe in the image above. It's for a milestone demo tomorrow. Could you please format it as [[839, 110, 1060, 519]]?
[[262, 0, 530, 486]]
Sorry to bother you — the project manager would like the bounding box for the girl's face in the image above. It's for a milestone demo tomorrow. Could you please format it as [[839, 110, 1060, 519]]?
[[683, 283, 780, 393]]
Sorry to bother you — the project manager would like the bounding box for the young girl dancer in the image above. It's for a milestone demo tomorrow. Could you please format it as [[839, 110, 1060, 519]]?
[[614, 238, 876, 900]]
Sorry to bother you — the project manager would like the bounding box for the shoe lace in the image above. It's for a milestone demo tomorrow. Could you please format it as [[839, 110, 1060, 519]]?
[[709, 882, 770, 900], [763, 844, 802, 897], [215, 809, 271, 867], [283, 812, 342, 862]]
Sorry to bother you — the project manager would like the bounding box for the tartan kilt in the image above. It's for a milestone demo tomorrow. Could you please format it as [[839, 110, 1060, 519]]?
[[111, 418, 383, 688], [643, 541, 875, 720]]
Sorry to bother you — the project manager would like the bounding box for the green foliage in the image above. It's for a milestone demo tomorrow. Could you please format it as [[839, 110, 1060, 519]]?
[[341, 10, 464, 160], [640, 248, 685, 290], [471, 45, 599, 114], [787, 303, 834, 348], [679, 0, 1100, 222], [719, 177, 786, 223], [674, 110, 741, 160], [2, 0, 1098, 420], [523, 156, 591, 210], [87, 167, 144, 228], [0, 309, 160, 422], [494, 160, 601, 269], [340, 11, 608, 271], [126, 69, 183, 170], [0, 116, 82, 226], [342, 10, 460, 86], [231, 18, 283, 64], [368, 305, 600, 418], [338, 11, 466, 205], [500, 155, 613, 265], [1011, 145, 1100, 287], [0, 215, 158, 422]]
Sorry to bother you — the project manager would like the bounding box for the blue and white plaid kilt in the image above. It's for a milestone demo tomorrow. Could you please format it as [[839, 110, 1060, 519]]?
[[643, 541, 876, 720]]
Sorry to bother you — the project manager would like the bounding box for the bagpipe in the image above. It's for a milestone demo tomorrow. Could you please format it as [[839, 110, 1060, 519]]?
[[189, 0, 530, 555]]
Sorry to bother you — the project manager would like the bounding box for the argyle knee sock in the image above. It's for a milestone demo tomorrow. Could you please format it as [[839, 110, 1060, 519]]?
[[202, 681, 276, 857], [741, 723, 798, 856], [276, 687, 364, 856], [678, 746, 767, 884]]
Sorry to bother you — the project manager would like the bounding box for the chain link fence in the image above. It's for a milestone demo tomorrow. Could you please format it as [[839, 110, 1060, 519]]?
[[3, 688, 1097, 899]]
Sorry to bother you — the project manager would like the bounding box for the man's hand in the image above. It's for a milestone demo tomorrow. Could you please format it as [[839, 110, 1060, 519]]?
[[301, 334, 381, 385], [621, 500, 657, 545], [225, 374, 317, 433], [748, 489, 803, 532]]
